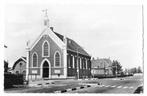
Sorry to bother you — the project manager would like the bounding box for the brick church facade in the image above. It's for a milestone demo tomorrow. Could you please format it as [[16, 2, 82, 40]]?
[[26, 14, 91, 81]]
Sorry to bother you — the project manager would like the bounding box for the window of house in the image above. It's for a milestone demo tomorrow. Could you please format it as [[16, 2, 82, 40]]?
[[83, 59, 86, 69], [80, 58, 82, 69], [82, 58, 84, 69], [70, 55, 73, 68], [54, 51, 61, 67], [73, 56, 75, 68], [75, 57, 77, 68], [42, 41, 50, 57], [22, 70, 26, 75], [68, 55, 70, 68], [85, 59, 87, 69], [77, 57, 80, 69], [32, 52, 38, 67]]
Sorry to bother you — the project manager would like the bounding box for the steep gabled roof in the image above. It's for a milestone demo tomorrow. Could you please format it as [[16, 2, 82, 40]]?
[[29, 28, 65, 50], [54, 32, 90, 57], [28, 27, 90, 57], [12, 57, 26, 70]]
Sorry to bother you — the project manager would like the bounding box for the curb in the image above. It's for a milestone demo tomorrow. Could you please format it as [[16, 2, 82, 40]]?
[[54, 85, 92, 93], [54, 82, 101, 93]]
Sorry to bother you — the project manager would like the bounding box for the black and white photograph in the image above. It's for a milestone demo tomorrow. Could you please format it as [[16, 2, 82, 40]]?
[[2, 0, 144, 94]]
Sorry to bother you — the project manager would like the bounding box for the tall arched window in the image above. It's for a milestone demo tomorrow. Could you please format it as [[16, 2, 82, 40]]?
[[42, 40, 50, 57], [54, 51, 61, 67], [32, 52, 38, 67]]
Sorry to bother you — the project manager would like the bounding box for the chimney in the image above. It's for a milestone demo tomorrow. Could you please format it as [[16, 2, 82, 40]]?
[[50, 27, 54, 32]]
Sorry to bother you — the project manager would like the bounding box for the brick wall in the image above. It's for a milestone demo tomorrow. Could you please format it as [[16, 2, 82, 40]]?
[[28, 34, 63, 77]]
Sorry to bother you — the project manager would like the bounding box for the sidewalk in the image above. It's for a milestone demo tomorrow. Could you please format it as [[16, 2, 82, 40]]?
[[5, 79, 98, 93], [5, 78, 102, 93], [28, 78, 97, 87]]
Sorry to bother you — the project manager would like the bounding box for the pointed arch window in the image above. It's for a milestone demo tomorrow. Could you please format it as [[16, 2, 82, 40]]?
[[42, 40, 50, 57], [32, 52, 38, 67], [54, 51, 61, 67]]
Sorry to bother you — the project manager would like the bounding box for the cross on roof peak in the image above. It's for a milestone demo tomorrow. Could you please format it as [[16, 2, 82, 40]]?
[[42, 9, 48, 17], [42, 9, 50, 27]]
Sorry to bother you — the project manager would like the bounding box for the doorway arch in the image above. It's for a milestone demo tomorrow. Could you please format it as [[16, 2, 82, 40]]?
[[43, 61, 49, 78], [40, 59, 51, 79]]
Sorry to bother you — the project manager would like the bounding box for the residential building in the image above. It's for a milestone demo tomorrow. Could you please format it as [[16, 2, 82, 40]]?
[[91, 58, 112, 77], [12, 57, 26, 75]]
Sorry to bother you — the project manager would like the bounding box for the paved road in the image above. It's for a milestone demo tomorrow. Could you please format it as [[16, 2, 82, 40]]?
[[5, 74, 143, 93], [69, 74, 143, 93]]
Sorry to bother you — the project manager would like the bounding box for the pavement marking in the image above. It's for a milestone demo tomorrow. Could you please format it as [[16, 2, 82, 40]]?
[[129, 86, 134, 89], [111, 85, 116, 87], [99, 85, 105, 87], [105, 85, 110, 87], [117, 86, 122, 88], [43, 85, 49, 87], [123, 86, 128, 89], [54, 91, 61, 93], [66, 88, 72, 91], [77, 86, 82, 89]]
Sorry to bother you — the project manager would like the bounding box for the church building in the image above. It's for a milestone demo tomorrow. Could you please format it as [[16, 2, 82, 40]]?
[[26, 11, 91, 81]]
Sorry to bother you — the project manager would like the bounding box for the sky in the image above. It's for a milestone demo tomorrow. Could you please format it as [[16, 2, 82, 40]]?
[[4, 2, 143, 69]]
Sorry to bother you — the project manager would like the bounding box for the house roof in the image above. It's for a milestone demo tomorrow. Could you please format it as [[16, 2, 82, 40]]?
[[12, 57, 26, 70], [91, 58, 112, 68], [28, 27, 90, 57], [54, 32, 90, 57]]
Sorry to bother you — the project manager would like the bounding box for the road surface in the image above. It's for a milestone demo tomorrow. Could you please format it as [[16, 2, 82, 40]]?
[[69, 74, 143, 93], [5, 74, 143, 93]]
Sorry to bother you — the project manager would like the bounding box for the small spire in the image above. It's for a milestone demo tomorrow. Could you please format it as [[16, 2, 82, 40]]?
[[42, 9, 49, 27]]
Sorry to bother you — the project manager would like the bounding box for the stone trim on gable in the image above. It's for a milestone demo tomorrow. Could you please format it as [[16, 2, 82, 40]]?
[[29, 28, 65, 51]]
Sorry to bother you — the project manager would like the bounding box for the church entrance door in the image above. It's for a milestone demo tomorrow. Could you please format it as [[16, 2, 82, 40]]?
[[42, 61, 49, 78]]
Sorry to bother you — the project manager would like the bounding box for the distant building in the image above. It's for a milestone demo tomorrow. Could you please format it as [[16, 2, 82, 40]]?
[[26, 13, 91, 81], [91, 58, 113, 77], [12, 57, 26, 75]]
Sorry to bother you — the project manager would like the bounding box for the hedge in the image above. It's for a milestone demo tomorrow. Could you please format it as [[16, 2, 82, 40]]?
[[4, 73, 24, 89]]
